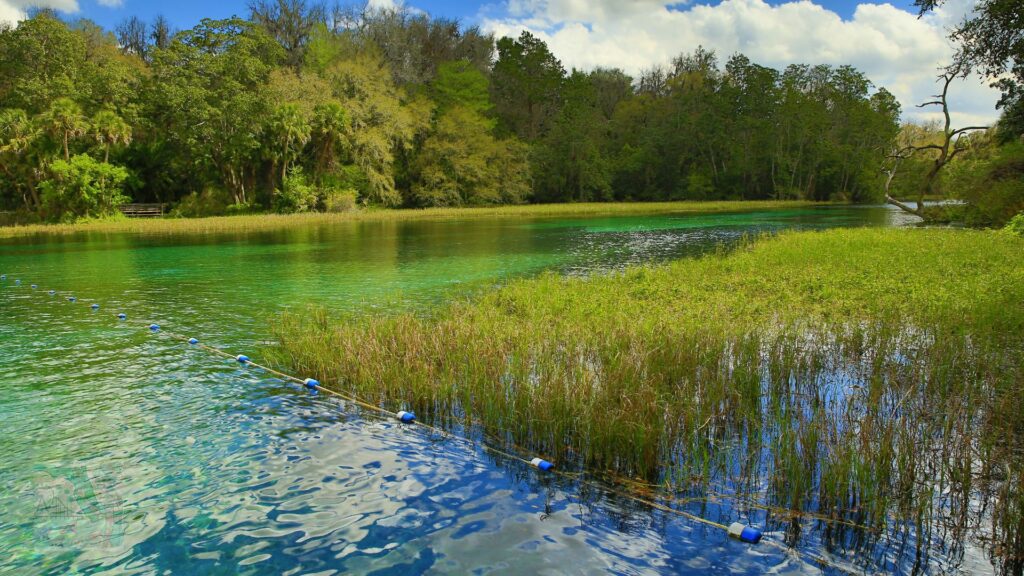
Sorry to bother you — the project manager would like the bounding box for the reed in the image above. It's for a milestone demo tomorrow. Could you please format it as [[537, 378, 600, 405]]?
[[0, 200, 817, 238], [271, 228, 1024, 572]]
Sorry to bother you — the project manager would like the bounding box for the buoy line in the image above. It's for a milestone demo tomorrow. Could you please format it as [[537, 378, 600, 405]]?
[[0, 273, 877, 574]]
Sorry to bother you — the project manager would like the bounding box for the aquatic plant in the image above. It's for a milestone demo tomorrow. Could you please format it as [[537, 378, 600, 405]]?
[[271, 228, 1024, 573]]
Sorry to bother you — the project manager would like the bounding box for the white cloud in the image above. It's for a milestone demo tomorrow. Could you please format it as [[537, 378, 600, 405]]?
[[0, 0, 79, 25], [481, 0, 1002, 126], [96, 0, 123, 6]]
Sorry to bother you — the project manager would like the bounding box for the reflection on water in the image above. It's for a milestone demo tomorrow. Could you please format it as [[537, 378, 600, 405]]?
[[2, 205, 968, 575]]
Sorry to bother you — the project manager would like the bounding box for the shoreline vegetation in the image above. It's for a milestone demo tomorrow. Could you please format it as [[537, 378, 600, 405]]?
[[272, 227, 1024, 572], [0, 200, 820, 238]]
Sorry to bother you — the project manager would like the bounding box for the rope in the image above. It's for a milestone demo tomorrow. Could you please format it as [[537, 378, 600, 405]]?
[[3, 276, 867, 574]]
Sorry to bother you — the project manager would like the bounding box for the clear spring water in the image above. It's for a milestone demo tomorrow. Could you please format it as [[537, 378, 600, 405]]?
[[3, 205, 976, 575]]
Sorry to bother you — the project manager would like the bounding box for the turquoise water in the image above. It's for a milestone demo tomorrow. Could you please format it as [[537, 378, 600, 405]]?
[[4, 205, 983, 575]]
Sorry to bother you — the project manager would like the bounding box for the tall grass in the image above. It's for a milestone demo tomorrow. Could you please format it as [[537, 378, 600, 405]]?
[[271, 228, 1024, 572], [0, 200, 817, 238]]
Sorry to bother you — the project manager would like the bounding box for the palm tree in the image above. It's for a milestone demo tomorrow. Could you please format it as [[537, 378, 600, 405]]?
[[91, 110, 133, 163], [0, 108, 41, 210], [311, 101, 348, 175], [40, 98, 89, 162], [269, 103, 311, 183]]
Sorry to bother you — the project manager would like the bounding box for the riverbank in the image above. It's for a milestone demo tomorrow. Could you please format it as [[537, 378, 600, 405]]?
[[272, 227, 1024, 569], [0, 200, 819, 238]]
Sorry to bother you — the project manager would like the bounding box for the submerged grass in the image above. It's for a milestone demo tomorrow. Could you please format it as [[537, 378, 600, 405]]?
[[272, 228, 1024, 572], [0, 200, 816, 238]]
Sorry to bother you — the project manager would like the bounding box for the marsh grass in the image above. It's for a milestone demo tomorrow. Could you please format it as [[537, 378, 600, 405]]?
[[0, 200, 817, 238], [271, 228, 1024, 572]]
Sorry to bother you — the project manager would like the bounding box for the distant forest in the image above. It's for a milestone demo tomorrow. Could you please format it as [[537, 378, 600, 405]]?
[[0, 3, 904, 221]]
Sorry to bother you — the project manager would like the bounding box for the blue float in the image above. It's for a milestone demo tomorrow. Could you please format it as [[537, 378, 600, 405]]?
[[188, 338, 199, 345], [0, 274, 5, 280], [31, 284, 37, 289], [14, 279, 20, 285], [396, 410, 415, 423], [149, 324, 160, 332], [49, 290, 55, 295], [727, 522, 763, 544], [530, 457, 555, 472], [236, 354, 250, 364], [68, 296, 76, 302], [304, 378, 319, 389], [91, 303, 100, 310], [118, 313, 127, 320]]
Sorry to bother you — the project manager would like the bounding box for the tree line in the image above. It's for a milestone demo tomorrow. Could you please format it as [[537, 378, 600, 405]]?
[[0, 2, 903, 222]]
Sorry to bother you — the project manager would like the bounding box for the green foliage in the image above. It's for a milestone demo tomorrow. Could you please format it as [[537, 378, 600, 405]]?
[[148, 17, 284, 205], [310, 101, 348, 176], [412, 106, 530, 206], [491, 31, 566, 140], [273, 166, 318, 213], [90, 109, 132, 162], [325, 51, 431, 206], [949, 141, 1024, 227], [533, 70, 613, 202], [322, 188, 357, 213], [172, 188, 232, 218], [39, 154, 129, 221], [40, 97, 89, 161], [1004, 212, 1024, 236], [0, 12, 905, 222], [0, 13, 87, 114], [432, 60, 491, 115]]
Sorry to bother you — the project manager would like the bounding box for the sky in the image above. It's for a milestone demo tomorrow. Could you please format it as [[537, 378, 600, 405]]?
[[0, 0, 1002, 125]]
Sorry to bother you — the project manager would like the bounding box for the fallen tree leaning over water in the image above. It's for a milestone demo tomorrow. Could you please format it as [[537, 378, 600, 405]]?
[[272, 228, 1024, 573]]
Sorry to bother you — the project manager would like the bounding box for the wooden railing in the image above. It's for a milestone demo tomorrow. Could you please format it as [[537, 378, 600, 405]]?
[[118, 203, 166, 218]]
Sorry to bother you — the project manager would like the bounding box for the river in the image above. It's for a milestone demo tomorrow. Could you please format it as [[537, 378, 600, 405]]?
[[4, 205, 962, 575]]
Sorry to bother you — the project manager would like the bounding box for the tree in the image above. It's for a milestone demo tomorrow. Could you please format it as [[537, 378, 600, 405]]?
[[884, 62, 989, 219], [116, 16, 148, 59], [148, 18, 284, 205], [267, 102, 311, 184], [41, 98, 89, 162], [151, 15, 173, 51], [249, 0, 326, 69], [39, 154, 130, 221], [349, 6, 495, 86], [916, 0, 1024, 140], [491, 31, 566, 141], [310, 101, 348, 176], [91, 109, 132, 163], [432, 60, 491, 115], [533, 70, 612, 203], [0, 108, 41, 211], [412, 106, 530, 206], [0, 13, 88, 114], [324, 51, 431, 206]]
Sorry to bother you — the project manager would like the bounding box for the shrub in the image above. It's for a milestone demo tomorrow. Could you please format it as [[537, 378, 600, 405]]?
[[1005, 212, 1024, 237], [954, 142, 1024, 227], [273, 167, 317, 214], [172, 188, 232, 218], [225, 202, 257, 216], [323, 188, 357, 213], [38, 154, 129, 222]]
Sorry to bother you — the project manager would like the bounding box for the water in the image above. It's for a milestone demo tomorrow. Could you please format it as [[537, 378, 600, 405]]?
[[0, 205, 955, 575]]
